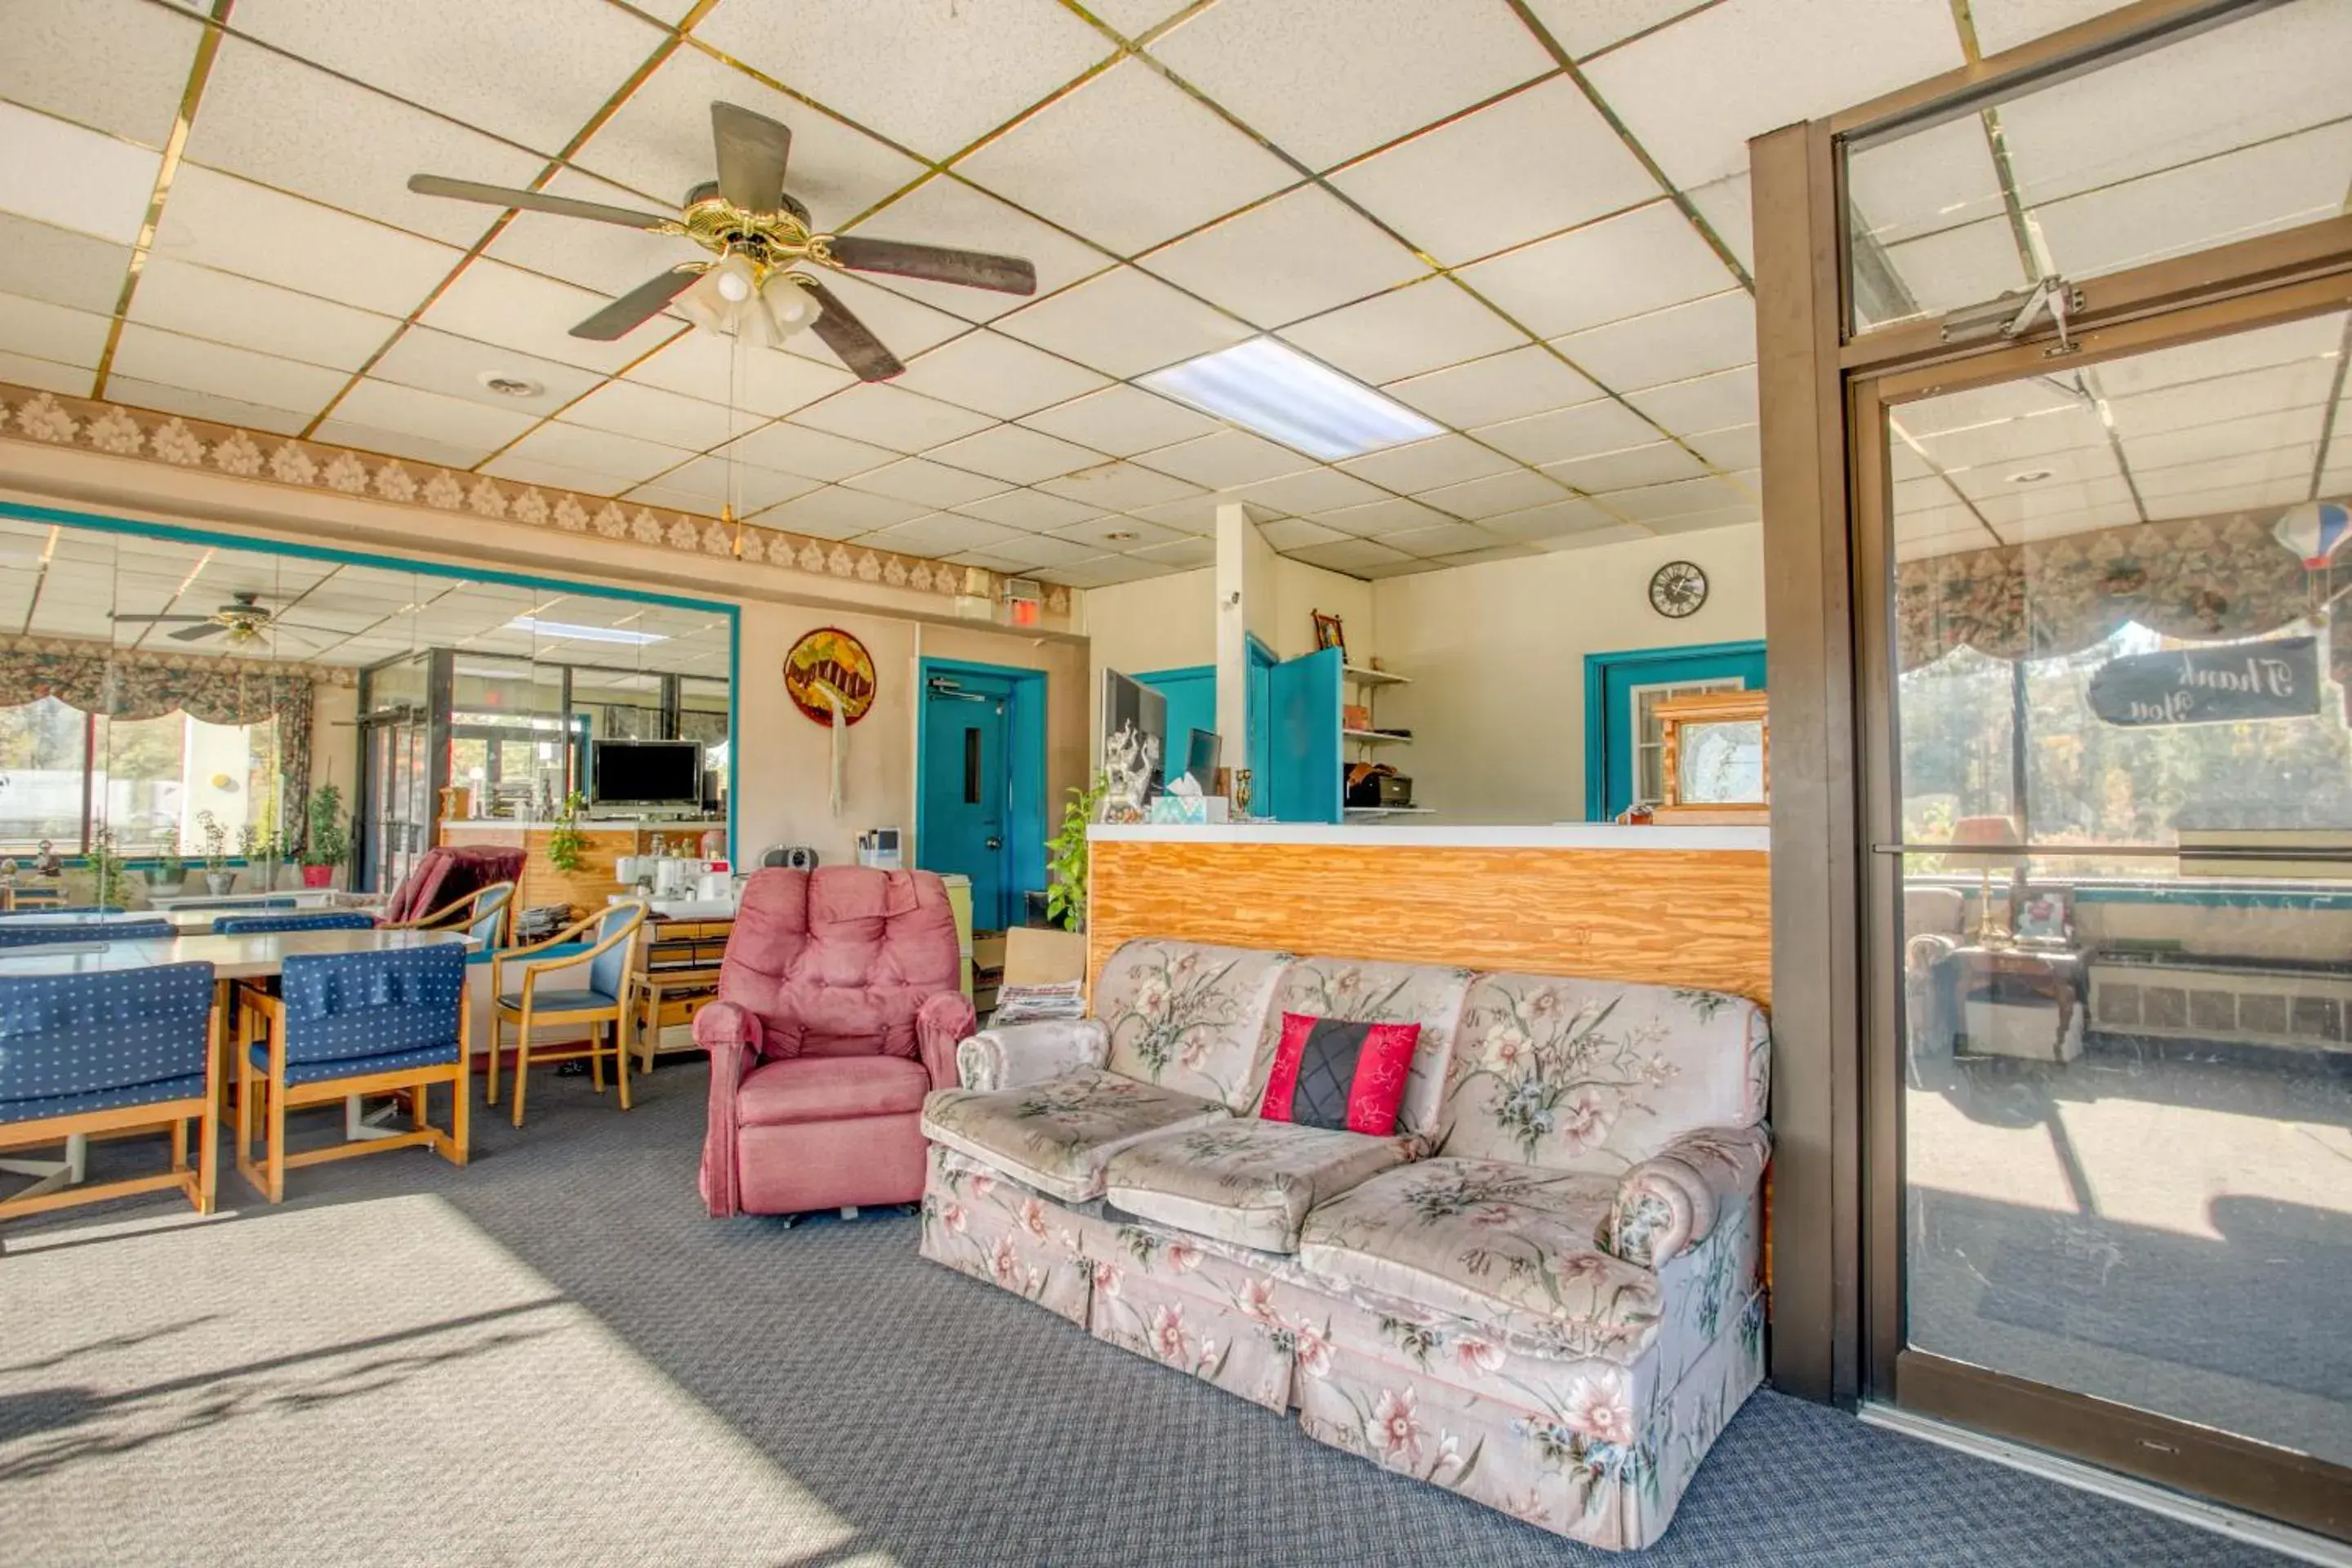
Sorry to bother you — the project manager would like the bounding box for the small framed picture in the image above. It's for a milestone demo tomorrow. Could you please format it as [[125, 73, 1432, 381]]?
[[1312, 611, 1347, 660], [2014, 889, 2069, 946]]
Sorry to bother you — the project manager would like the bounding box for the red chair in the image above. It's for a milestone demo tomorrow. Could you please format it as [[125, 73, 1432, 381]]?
[[696, 866, 974, 1219]]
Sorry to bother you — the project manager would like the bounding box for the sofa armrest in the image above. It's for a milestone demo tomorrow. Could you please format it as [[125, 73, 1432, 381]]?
[[916, 991, 978, 1090], [1611, 1123, 1771, 1268], [696, 1002, 765, 1219], [955, 1018, 1109, 1094], [693, 999, 763, 1055]]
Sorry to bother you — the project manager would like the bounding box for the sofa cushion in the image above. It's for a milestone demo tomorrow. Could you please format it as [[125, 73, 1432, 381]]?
[[1094, 940, 1294, 1111], [739, 1054, 930, 1126], [1296, 1157, 1664, 1361], [1103, 1118, 1414, 1254], [1249, 956, 1472, 1139], [1262, 1013, 1419, 1134], [922, 1066, 1231, 1204], [1440, 972, 1770, 1174]]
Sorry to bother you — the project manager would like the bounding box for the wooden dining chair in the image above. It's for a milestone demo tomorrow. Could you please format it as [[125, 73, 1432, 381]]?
[[489, 902, 646, 1127], [235, 944, 470, 1203], [381, 880, 515, 947], [212, 911, 379, 935]]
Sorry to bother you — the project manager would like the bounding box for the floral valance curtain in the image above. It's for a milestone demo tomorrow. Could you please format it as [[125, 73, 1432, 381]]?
[[0, 634, 339, 833], [1894, 510, 2351, 719]]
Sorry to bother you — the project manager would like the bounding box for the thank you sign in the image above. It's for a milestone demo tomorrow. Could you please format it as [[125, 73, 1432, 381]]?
[[2087, 636, 2319, 727]]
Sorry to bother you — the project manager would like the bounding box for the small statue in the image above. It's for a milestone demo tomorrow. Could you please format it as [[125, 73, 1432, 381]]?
[[33, 839, 64, 880], [1101, 721, 1161, 825]]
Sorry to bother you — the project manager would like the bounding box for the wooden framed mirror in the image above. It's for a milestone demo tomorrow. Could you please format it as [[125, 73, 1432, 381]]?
[[1653, 689, 1768, 824]]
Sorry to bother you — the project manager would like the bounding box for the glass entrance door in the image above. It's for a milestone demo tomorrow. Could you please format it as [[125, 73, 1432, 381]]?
[[361, 713, 430, 895], [1866, 301, 2352, 1495]]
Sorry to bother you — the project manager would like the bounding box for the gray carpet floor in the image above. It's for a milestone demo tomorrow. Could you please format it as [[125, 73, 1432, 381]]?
[[0, 1061, 2302, 1567]]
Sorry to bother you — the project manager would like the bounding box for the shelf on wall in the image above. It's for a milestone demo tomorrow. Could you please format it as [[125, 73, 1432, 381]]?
[[1343, 728, 1410, 744], [1344, 805, 1433, 816], [1343, 666, 1410, 686]]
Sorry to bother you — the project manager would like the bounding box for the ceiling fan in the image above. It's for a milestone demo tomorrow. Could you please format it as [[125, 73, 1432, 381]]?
[[113, 591, 305, 648], [408, 103, 1038, 382]]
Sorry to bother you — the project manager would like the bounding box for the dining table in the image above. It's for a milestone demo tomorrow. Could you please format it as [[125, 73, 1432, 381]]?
[[0, 907, 285, 937], [0, 928, 476, 1200]]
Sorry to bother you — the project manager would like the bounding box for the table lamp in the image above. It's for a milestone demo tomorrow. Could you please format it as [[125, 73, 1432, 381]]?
[[1947, 815, 2023, 948]]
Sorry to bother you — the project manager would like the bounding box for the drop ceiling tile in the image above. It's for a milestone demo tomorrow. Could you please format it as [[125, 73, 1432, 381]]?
[[791, 382, 998, 452], [478, 452, 653, 498], [1383, 520, 1504, 558], [1520, 0, 1701, 59], [1338, 434, 1515, 493], [493, 420, 697, 488], [1580, 0, 1964, 189], [559, 379, 746, 450], [1542, 440, 1708, 493], [5, 0, 202, 149], [942, 549, 1039, 574], [1227, 466, 1388, 515], [126, 258, 398, 372], [574, 46, 924, 232], [109, 323, 350, 416], [1130, 534, 1218, 568], [1312, 497, 1454, 537], [1126, 494, 1227, 534], [840, 457, 1009, 508], [996, 265, 1254, 377], [105, 377, 310, 436], [1250, 515, 1346, 551], [0, 292, 111, 369], [1685, 172, 1754, 271], [1140, 184, 1428, 329], [893, 331, 1110, 419], [1481, 497, 1617, 541], [957, 534, 1103, 569], [1383, 346, 1601, 430], [1474, 398, 1659, 465], [625, 333, 857, 417], [1536, 522, 1655, 550], [0, 215, 131, 315], [155, 164, 463, 314], [1330, 78, 1663, 269], [1966, 0, 2121, 55], [926, 424, 1106, 485], [1625, 365, 1758, 437], [621, 454, 823, 514], [323, 377, 539, 459], [1276, 278, 1522, 386], [1458, 201, 1738, 339], [1036, 459, 1204, 511], [1647, 507, 1761, 537], [718, 421, 900, 482], [1150, 0, 1552, 172], [229, 0, 666, 157], [311, 418, 501, 470], [844, 176, 1114, 323], [0, 103, 163, 245], [860, 511, 1027, 558], [957, 59, 1298, 256], [1033, 555, 1172, 588], [366, 326, 601, 416], [1429, 544, 1542, 571], [756, 486, 931, 539], [952, 488, 1104, 530], [1050, 515, 1184, 550], [479, 171, 693, 300], [0, 350, 93, 397], [1846, 115, 2003, 252], [1288, 537, 1413, 576], [1550, 290, 1756, 394], [1686, 423, 1762, 471], [1414, 468, 1575, 520], [416, 258, 675, 375], [797, 273, 973, 372], [1018, 383, 1220, 455], [1872, 220, 2026, 327], [1138, 430, 1315, 489], [1604, 476, 1753, 522]]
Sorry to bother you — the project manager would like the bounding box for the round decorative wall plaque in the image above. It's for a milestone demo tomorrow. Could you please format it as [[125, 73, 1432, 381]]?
[[784, 627, 877, 725]]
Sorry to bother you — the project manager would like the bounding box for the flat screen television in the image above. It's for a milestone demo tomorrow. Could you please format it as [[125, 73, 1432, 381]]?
[[590, 738, 703, 808], [1100, 668, 1169, 794]]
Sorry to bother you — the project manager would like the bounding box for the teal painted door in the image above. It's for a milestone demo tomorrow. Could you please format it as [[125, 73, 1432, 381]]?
[[1589, 644, 1766, 821], [1265, 646, 1342, 822], [1135, 666, 1215, 784], [920, 671, 1010, 928]]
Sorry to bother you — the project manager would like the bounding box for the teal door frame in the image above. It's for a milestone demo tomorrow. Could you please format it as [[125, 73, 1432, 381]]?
[[1245, 635, 1276, 795], [1134, 664, 1215, 783], [1581, 639, 1766, 822], [915, 657, 1046, 930]]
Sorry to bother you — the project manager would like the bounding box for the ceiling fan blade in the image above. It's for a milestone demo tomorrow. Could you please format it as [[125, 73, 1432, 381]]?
[[407, 175, 671, 230], [570, 267, 702, 341], [798, 278, 903, 382], [710, 103, 791, 214], [110, 612, 213, 623], [168, 622, 226, 643], [825, 235, 1036, 296]]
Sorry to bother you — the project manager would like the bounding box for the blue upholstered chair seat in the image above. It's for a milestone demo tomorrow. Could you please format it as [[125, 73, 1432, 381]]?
[[0, 1071, 208, 1125], [213, 911, 378, 934], [248, 1040, 459, 1086], [495, 987, 620, 1014]]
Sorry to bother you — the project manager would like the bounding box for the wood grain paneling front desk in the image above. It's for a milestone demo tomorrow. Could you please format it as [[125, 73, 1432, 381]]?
[[439, 818, 726, 914], [1087, 823, 1771, 1005]]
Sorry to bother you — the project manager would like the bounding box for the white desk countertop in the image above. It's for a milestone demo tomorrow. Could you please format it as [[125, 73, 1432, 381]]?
[[1087, 822, 1770, 852]]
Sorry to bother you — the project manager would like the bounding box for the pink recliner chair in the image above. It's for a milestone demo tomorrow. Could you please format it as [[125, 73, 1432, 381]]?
[[695, 866, 975, 1219]]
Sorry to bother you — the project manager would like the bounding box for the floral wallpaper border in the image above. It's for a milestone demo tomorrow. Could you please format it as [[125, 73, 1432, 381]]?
[[0, 631, 358, 689], [0, 384, 1074, 620]]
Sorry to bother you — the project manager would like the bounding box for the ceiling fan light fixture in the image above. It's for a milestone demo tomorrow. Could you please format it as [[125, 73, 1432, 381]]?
[[762, 272, 820, 332], [677, 270, 733, 336], [713, 252, 757, 304]]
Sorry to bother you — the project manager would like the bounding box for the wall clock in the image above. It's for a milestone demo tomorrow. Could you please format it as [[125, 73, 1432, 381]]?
[[1648, 560, 1708, 618]]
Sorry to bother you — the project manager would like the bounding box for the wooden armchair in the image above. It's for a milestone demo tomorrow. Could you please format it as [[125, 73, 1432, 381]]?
[[488, 902, 647, 1127], [381, 880, 515, 947]]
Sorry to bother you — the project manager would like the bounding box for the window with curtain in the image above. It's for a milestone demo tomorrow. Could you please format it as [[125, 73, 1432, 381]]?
[[0, 695, 282, 855]]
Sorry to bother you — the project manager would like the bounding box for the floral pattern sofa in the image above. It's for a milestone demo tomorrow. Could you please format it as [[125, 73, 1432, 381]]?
[[918, 939, 1771, 1552]]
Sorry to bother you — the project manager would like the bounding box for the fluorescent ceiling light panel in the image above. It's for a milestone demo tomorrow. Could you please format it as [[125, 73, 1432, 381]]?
[[505, 616, 668, 645], [1139, 337, 1441, 461]]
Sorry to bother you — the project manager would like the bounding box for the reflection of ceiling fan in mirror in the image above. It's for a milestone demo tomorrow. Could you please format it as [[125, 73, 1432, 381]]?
[[112, 591, 318, 648], [408, 102, 1038, 382]]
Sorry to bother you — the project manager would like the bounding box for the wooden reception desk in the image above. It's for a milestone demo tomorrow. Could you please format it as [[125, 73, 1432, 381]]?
[[439, 817, 727, 914]]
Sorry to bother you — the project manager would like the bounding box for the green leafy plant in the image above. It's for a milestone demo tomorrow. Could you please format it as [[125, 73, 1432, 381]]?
[[1044, 771, 1107, 933], [149, 835, 185, 884], [194, 810, 231, 874], [86, 824, 128, 909], [303, 784, 350, 869], [546, 791, 590, 874]]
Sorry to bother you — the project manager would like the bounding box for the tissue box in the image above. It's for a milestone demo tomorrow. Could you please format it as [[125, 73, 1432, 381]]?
[[1147, 794, 1230, 824]]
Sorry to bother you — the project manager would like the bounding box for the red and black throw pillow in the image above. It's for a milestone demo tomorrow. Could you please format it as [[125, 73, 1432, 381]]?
[[1260, 1011, 1420, 1136]]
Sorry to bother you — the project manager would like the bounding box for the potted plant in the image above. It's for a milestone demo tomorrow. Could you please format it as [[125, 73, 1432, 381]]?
[[144, 835, 185, 892], [1044, 771, 1107, 933], [240, 804, 287, 893], [86, 824, 129, 910], [301, 785, 349, 889], [546, 791, 590, 874], [195, 810, 234, 897]]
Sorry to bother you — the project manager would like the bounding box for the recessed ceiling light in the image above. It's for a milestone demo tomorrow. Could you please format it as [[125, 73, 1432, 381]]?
[[506, 616, 668, 645], [2005, 468, 2054, 483], [1139, 337, 1441, 461], [479, 372, 545, 399]]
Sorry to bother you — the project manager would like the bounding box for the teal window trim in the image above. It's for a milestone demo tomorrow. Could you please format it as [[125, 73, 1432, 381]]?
[[1580, 639, 1766, 822]]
